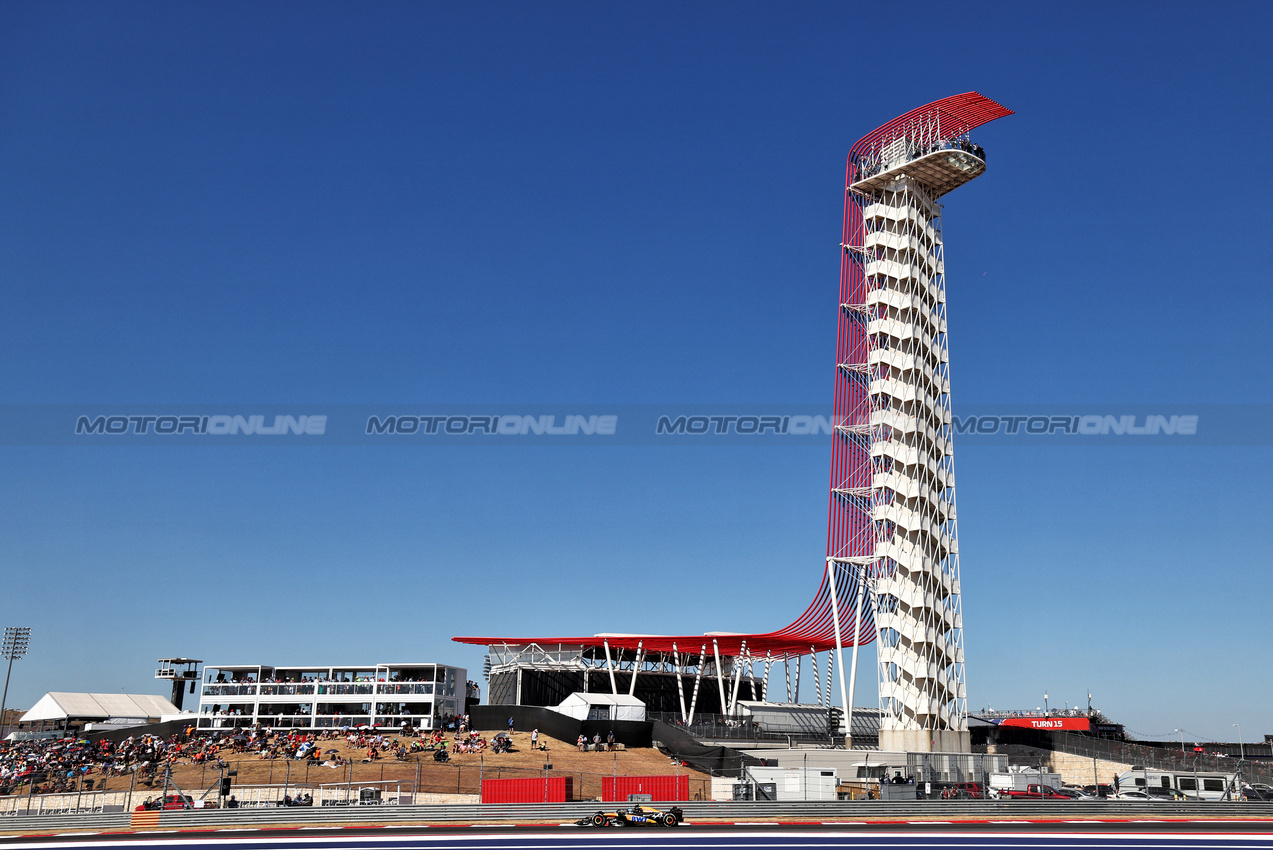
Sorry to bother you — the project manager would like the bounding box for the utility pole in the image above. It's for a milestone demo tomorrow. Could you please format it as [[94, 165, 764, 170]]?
[[0, 627, 32, 739]]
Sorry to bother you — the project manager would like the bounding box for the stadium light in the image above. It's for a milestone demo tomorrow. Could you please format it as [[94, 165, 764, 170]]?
[[0, 627, 32, 738]]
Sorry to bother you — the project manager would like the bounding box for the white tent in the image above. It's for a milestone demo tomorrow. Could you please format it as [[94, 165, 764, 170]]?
[[554, 692, 645, 722], [20, 692, 180, 725]]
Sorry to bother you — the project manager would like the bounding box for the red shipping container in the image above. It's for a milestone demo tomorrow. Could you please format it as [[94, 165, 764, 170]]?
[[602, 775, 689, 802], [480, 776, 573, 804]]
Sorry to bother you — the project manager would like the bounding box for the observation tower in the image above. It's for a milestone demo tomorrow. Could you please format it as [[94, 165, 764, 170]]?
[[454, 93, 1011, 755], [831, 92, 1012, 753]]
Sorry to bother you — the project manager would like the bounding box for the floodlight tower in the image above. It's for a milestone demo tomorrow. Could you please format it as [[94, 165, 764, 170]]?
[[0, 627, 32, 738], [827, 93, 1011, 753], [155, 658, 203, 711]]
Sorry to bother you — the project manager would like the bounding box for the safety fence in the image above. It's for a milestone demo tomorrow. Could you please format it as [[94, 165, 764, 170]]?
[[987, 727, 1273, 786], [0, 761, 715, 814], [648, 713, 840, 744], [1051, 732, 1273, 784], [0, 783, 469, 817], [3, 799, 1273, 833]]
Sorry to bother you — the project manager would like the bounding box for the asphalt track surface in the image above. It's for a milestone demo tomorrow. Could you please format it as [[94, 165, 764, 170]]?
[[5, 821, 1273, 849]]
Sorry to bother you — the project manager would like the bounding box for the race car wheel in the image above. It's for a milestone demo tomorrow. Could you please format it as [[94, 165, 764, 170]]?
[[661, 813, 677, 827], [591, 814, 606, 827]]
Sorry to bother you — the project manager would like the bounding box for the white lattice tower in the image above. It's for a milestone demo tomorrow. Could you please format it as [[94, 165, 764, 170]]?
[[863, 176, 968, 753]]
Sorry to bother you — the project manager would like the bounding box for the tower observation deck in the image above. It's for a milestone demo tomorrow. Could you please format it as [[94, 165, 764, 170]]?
[[454, 94, 1011, 752]]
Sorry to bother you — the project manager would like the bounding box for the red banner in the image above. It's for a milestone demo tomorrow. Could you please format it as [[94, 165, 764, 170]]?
[[999, 717, 1090, 731]]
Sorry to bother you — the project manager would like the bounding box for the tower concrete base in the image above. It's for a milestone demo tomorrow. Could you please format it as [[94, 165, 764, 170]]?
[[879, 729, 970, 754]]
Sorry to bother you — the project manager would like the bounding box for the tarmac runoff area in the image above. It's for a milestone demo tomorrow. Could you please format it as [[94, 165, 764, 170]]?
[[6, 814, 1273, 842], [6, 823, 1273, 850]]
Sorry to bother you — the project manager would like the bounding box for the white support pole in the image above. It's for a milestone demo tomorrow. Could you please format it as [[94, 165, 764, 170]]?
[[784, 658, 792, 703], [728, 642, 747, 715], [628, 641, 643, 696], [811, 646, 822, 706], [712, 640, 728, 717], [762, 652, 773, 703], [673, 643, 687, 723], [846, 560, 868, 747], [688, 644, 707, 724], [603, 640, 618, 696], [793, 654, 802, 704], [825, 652, 835, 707], [826, 559, 851, 739]]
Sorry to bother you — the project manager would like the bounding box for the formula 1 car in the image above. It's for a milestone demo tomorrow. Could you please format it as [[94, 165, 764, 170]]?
[[576, 804, 683, 827]]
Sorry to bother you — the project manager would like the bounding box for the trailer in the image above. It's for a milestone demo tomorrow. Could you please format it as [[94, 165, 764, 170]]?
[[1116, 768, 1237, 801]]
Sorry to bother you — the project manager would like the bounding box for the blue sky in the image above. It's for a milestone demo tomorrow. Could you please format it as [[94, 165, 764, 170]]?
[[2, 2, 1271, 742]]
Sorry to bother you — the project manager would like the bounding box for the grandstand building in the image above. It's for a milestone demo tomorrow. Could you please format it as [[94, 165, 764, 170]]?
[[196, 662, 469, 731], [455, 93, 1011, 754], [484, 642, 765, 719]]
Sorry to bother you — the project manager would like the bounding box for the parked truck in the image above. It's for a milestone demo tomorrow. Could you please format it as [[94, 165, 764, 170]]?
[[993, 783, 1069, 800], [989, 772, 1063, 799]]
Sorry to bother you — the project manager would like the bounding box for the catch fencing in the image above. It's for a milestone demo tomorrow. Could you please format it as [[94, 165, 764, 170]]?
[[987, 726, 1273, 786], [0, 764, 716, 814], [1050, 732, 1273, 784]]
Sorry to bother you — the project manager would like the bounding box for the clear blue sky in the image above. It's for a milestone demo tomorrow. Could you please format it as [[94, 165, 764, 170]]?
[[2, 2, 1271, 743]]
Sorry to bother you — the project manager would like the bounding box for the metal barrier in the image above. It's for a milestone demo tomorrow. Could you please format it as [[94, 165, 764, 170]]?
[[0, 813, 131, 832], [4, 799, 1273, 833]]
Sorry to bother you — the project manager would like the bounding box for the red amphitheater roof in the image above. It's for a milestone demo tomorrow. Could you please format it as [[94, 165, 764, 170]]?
[[453, 92, 1012, 662], [453, 564, 871, 658]]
